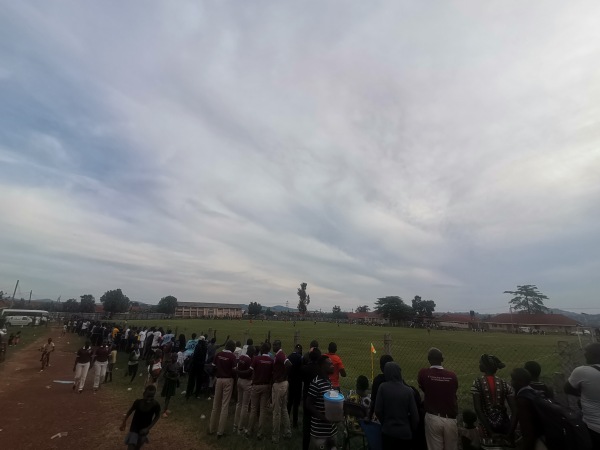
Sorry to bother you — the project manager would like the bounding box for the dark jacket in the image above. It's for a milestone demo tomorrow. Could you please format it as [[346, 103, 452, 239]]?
[[374, 362, 419, 440]]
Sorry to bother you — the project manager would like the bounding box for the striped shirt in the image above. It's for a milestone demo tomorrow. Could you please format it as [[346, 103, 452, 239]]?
[[309, 375, 337, 438]]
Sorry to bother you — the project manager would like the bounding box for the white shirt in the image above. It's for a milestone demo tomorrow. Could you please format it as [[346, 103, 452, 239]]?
[[152, 331, 162, 348], [568, 364, 600, 432]]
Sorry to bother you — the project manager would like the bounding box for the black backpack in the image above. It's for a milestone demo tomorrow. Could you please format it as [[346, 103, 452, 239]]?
[[518, 388, 592, 450]]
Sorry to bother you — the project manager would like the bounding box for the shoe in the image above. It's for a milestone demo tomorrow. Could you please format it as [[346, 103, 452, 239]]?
[[217, 434, 224, 439], [78, 389, 83, 394], [162, 412, 169, 418], [72, 384, 76, 391]]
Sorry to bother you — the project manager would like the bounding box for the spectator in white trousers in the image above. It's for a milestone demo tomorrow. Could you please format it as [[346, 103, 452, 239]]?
[[271, 339, 292, 444], [93, 343, 110, 393], [73, 341, 92, 393]]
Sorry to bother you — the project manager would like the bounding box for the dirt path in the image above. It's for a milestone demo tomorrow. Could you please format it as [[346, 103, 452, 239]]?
[[0, 329, 212, 450]]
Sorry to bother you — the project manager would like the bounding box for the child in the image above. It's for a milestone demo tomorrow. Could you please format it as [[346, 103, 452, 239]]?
[[127, 343, 141, 383], [40, 337, 55, 371], [106, 345, 118, 382], [347, 375, 371, 433], [161, 354, 179, 417], [146, 350, 162, 387], [459, 409, 480, 450], [120, 385, 161, 450]]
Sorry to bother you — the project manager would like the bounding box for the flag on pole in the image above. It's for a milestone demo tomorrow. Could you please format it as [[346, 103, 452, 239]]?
[[370, 343, 376, 354]]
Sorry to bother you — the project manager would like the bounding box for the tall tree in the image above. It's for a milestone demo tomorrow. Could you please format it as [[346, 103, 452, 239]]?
[[297, 282, 311, 315], [412, 296, 436, 317], [100, 289, 130, 314], [265, 307, 274, 317], [157, 295, 178, 314], [80, 294, 96, 313], [375, 296, 414, 323], [63, 298, 80, 312], [332, 305, 341, 314], [248, 301, 262, 316], [356, 305, 370, 313], [504, 285, 548, 314]]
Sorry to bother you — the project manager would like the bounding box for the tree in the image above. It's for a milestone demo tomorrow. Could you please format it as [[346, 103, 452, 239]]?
[[100, 289, 130, 314], [297, 282, 310, 315], [332, 305, 341, 314], [356, 305, 370, 313], [504, 285, 548, 314], [412, 296, 436, 317], [375, 296, 414, 324], [0, 290, 4, 300], [265, 307, 275, 317], [248, 301, 262, 316], [63, 298, 80, 312], [157, 295, 178, 314], [80, 294, 96, 313]]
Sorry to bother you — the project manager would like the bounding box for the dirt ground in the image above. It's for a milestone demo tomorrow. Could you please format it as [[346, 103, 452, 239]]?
[[0, 328, 213, 450]]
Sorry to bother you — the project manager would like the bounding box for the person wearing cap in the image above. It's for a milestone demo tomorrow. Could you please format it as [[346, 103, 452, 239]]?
[[471, 353, 515, 442], [418, 347, 459, 450], [287, 343, 303, 428]]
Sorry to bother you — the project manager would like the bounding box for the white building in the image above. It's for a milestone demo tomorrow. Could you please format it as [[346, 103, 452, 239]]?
[[175, 302, 244, 319]]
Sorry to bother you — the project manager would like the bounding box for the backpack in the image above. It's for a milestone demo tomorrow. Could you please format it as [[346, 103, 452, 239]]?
[[518, 388, 592, 450]]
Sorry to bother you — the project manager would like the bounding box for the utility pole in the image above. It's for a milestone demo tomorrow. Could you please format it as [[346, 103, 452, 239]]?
[[28, 290, 32, 305], [10, 279, 19, 308]]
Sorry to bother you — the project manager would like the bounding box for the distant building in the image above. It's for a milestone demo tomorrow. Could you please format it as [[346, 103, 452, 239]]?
[[434, 313, 479, 330], [175, 302, 244, 319], [347, 312, 388, 325], [485, 313, 579, 333]]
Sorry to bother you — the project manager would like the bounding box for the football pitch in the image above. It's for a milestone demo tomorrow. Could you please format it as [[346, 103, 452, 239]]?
[[125, 318, 581, 410]]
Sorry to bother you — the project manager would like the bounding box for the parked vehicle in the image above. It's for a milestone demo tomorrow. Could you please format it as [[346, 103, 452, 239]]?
[[4, 316, 33, 327]]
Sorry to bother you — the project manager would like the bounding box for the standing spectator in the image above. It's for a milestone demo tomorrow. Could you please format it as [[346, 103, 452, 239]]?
[[245, 342, 274, 440], [73, 341, 92, 393], [105, 344, 117, 383], [271, 339, 292, 444], [375, 362, 419, 449], [138, 328, 147, 354], [186, 336, 207, 399], [127, 343, 141, 383], [418, 347, 459, 450], [161, 354, 179, 418], [287, 344, 303, 428], [234, 345, 255, 434], [524, 361, 554, 399], [510, 368, 545, 450], [184, 333, 198, 357], [93, 342, 110, 393], [209, 340, 237, 438], [324, 342, 346, 391], [241, 338, 253, 356], [120, 384, 161, 449], [302, 347, 322, 450], [471, 354, 515, 441], [306, 355, 337, 450], [370, 354, 394, 421], [302, 340, 319, 365], [564, 342, 600, 447], [151, 327, 163, 352], [234, 341, 243, 359]]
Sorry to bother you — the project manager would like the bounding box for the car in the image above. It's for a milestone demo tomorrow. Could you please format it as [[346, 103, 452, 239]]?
[[4, 316, 33, 327], [571, 329, 591, 336]]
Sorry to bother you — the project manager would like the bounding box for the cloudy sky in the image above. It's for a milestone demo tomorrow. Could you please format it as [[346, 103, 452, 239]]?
[[1, 2, 599, 313]]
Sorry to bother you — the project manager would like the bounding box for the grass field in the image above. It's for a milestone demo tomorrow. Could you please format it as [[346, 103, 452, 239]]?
[[108, 319, 587, 449]]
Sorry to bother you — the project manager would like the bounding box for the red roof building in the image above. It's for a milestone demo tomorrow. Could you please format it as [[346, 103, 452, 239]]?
[[347, 312, 388, 324], [485, 313, 579, 333]]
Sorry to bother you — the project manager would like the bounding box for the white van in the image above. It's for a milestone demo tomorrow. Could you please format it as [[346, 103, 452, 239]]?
[[4, 316, 33, 327]]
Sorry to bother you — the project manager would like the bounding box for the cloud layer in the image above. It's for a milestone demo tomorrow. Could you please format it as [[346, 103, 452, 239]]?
[[1, 1, 599, 312]]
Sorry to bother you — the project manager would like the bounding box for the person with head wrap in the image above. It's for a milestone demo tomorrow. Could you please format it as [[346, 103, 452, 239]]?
[[471, 354, 516, 443]]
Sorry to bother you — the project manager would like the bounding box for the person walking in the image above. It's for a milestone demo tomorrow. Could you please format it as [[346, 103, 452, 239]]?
[[375, 362, 419, 449], [73, 341, 92, 393], [120, 385, 161, 450], [161, 354, 179, 418], [127, 343, 141, 383], [245, 342, 274, 441], [40, 337, 55, 371], [418, 347, 459, 450], [209, 340, 237, 438], [92, 342, 110, 393], [271, 339, 292, 444], [105, 344, 117, 383]]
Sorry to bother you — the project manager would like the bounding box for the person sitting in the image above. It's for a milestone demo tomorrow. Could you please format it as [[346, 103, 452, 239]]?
[[347, 375, 371, 432], [459, 410, 480, 450]]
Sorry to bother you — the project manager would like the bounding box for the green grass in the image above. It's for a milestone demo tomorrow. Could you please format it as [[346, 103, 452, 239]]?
[[108, 319, 585, 449]]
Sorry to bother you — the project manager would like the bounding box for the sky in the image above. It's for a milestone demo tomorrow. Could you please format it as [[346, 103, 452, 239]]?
[[1, 2, 599, 314]]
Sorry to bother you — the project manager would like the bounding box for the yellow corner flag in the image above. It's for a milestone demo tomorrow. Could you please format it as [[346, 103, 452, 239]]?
[[370, 343, 376, 354]]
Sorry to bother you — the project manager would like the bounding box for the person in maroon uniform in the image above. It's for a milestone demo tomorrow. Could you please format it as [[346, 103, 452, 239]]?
[[234, 345, 255, 434], [209, 340, 237, 438], [271, 339, 292, 443], [245, 342, 274, 440], [417, 347, 459, 450]]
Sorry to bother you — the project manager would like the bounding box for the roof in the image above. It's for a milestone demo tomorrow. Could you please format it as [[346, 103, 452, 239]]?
[[486, 313, 579, 326], [347, 312, 384, 320], [176, 302, 245, 309], [434, 313, 474, 323]]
